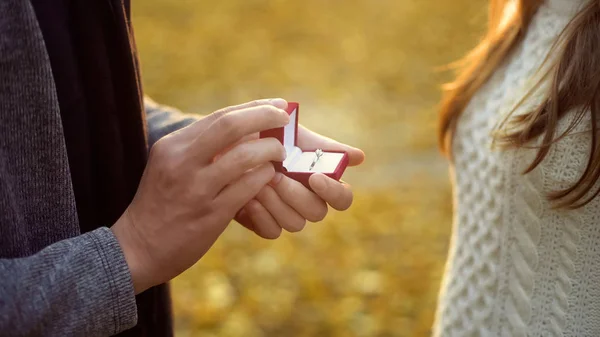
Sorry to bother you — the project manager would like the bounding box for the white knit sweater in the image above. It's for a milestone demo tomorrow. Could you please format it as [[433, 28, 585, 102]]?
[[432, 1, 600, 336]]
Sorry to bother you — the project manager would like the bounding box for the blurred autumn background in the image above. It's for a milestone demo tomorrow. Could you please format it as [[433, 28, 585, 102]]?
[[133, 1, 487, 336]]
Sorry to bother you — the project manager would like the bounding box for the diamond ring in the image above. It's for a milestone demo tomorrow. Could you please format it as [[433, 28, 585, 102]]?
[[309, 149, 323, 171]]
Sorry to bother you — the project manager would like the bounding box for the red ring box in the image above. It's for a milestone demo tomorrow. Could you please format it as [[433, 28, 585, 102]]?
[[260, 102, 349, 189]]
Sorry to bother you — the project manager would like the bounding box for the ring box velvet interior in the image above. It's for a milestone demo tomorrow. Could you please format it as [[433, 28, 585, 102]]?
[[260, 102, 349, 189]]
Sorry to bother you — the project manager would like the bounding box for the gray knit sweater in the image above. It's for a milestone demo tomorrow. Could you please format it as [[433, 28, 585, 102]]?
[[0, 1, 197, 336]]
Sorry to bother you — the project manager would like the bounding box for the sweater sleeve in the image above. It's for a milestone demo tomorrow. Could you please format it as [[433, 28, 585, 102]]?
[[144, 96, 199, 148], [0, 227, 137, 337]]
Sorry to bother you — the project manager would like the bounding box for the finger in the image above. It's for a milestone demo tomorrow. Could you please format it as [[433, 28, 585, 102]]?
[[297, 126, 365, 166], [309, 173, 353, 211], [235, 208, 256, 232], [270, 174, 328, 223], [214, 98, 288, 115], [206, 138, 286, 193], [213, 132, 261, 162], [194, 105, 290, 162], [244, 199, 282, 239], [214, 163, 276, 219], [182, 99, 289, 139], [256, 185, 306, 233]]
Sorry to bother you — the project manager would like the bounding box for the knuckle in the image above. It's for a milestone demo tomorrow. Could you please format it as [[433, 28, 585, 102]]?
[[150, 137, 172, 158], [260, 104, 281, 117], [279, 177, 297, 195], [249, 99, 268, 107], [209, 197, 223, 212], [231, 146, 254, 166], [203, 199, 217, 214], [265, 137, 285, 154], [209, 108, 229, 120], [216, 114, 240, 139], [151, 139, 185, 175], [199, 110, 227, 129], [194, 183, 213, 202], [264, 137, 280, 146], [247, 199, 262, 213], [188, 187, 214, 213], [254, 164, 276, 186]]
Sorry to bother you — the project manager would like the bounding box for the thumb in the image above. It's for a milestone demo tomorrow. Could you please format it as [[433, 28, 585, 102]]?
[[298, 126, 365, 166]]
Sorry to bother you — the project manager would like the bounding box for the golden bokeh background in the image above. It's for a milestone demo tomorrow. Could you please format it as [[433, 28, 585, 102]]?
[[133, 1, 487, 336]]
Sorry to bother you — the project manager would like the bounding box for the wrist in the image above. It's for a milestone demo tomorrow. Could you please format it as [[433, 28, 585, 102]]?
[[112, 210, 152, 294]]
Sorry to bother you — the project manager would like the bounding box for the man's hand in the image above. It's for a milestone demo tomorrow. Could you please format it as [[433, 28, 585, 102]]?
[[236, 124, 365, 239], [111, 99, 290, 294]]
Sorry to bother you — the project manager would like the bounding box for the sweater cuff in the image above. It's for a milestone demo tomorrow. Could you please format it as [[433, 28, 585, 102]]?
[[89, 227, 138, 334]]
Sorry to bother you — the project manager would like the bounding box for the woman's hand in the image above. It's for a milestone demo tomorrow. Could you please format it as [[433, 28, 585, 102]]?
[[235, 125, 365, 239]]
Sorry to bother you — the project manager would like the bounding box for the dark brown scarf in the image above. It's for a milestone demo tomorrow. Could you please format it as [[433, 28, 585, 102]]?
[[31, 0, 172, 335]]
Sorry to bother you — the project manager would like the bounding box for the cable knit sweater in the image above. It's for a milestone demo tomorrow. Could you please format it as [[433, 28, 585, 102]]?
[[432, 0, 600, 336]]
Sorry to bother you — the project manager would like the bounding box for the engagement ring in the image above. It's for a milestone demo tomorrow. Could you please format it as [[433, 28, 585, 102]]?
[[309, 149, 324, 171]]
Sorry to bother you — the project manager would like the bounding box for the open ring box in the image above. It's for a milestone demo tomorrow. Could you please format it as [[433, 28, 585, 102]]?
[[260, 102, 349, 190]]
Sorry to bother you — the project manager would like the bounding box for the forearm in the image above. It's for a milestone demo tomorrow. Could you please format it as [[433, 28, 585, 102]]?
[[0, 227, 137, 337]]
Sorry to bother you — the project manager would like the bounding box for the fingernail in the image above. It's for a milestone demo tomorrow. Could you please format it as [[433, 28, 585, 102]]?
[[269, 98, 288, 109], [310, 174, 328, 193], [270, 172, 284, 185]]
